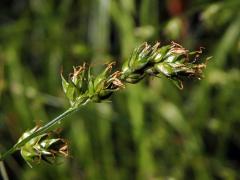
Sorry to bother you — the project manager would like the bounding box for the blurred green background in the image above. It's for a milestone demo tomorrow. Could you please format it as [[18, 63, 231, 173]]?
[[0, 0, 240, 179]]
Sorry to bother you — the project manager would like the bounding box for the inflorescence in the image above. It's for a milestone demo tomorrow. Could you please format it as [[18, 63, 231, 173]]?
[[5, 42, 208, 166]]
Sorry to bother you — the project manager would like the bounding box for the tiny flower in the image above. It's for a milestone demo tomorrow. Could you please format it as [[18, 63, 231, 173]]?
[[121, 42, 208, 89], [61, 62, 124, 105], [17, 126, 68, 167]]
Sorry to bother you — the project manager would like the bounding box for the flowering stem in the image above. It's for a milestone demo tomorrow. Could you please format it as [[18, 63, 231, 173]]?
[[0, 106, 80, 161], [0, 42, 208, 165]]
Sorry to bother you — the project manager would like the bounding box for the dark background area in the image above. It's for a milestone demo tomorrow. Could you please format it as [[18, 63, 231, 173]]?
[[0, 0, 240, 179]]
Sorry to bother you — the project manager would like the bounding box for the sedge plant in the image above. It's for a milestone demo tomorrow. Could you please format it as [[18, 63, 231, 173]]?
[[0, 42, 208, 167]]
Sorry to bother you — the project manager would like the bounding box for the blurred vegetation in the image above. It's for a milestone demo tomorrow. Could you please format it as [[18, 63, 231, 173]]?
[[0, 0, 240, 179]]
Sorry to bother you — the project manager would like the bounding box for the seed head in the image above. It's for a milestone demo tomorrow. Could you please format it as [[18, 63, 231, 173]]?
[[17, 126, 68, 167], [61, 42, 208, 107], [121, 42, 207, 89], [61, 62, 124, 106]]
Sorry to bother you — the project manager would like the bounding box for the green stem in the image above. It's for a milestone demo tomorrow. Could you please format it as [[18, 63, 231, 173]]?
[[0, 161, 9, 180], [0, 107, 78, 161]]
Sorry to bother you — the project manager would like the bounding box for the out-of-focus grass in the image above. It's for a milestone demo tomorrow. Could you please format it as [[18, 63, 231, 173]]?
[[0, 0, 240, 179]]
